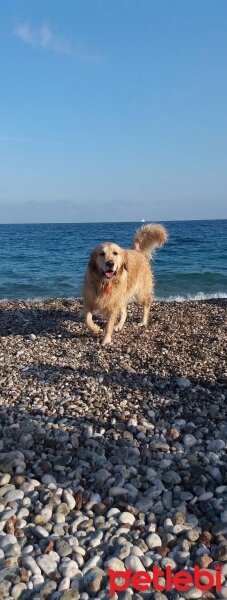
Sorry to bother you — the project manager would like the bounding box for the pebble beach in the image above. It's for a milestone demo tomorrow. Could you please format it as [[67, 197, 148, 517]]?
[[0, 297, 226, 600]]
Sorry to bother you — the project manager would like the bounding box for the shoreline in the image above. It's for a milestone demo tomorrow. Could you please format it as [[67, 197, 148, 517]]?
[[0, 293, 227, 306], [0, 298, 226, 598]]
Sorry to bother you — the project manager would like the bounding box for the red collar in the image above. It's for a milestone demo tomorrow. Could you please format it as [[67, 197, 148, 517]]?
[[104, 283, 111, 294]]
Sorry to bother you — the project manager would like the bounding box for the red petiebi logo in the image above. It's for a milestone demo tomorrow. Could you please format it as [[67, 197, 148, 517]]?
[[108, 565, 222, 596]]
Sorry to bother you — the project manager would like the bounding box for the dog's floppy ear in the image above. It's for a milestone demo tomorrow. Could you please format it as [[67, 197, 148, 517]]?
[[123, 250, 128, 272], [88, 249, 98, 272]]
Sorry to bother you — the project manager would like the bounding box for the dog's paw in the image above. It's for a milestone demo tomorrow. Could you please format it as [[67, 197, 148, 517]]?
[[137, 321, 148, 328], [102, 336, 112, 346], [114, 324, 122, 332], [90, 325, 102, 334]]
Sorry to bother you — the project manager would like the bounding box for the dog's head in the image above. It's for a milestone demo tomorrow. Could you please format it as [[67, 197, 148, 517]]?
[[89, 243, 128, 279]]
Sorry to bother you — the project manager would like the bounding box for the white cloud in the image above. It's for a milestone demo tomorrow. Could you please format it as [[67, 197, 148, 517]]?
[[14, 24, 103, 64]]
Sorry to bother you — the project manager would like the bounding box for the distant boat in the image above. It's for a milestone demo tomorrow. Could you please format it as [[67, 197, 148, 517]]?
[[141, 218, 145, 223]]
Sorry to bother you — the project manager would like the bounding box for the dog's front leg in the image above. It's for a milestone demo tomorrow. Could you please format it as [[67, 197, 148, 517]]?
[[85, 309, 101, 334], [102, 310, 118, 346]]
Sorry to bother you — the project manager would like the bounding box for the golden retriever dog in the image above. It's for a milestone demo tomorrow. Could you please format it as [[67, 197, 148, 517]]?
[[83, 224, 168, 345]]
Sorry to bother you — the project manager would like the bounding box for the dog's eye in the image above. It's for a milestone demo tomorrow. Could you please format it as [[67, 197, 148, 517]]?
[[113, 251, 118, 256], [99, 251, 105, 257]]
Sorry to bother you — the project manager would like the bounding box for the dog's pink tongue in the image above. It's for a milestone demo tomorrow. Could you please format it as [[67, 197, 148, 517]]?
[[105, 271, 114, 278]]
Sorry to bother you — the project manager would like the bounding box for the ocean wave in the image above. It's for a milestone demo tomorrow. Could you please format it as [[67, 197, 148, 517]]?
[[156, 292, 227, 302]]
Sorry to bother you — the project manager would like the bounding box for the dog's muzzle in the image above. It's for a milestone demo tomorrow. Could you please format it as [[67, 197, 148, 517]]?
[[103, 261, 116, 279], [103, 269, 116, 279]]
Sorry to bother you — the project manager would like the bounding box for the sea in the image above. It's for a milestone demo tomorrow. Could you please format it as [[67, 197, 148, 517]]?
[[0, 220, 226, 302]]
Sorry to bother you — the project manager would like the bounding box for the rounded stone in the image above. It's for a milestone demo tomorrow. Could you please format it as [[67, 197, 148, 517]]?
[[215, 544, 227, 562], [125, 555, 145, 571], [59, 560, 79, 579], [5, 490, 24, 502], [105, 557, 125, 571], [60, 592, 80, 600], [94, 503, 107, 516], [34, 526, 49, 538], [186, 529, 200, 542], [183, 434, 197, 447], [11, 582, 27, 599], [146, 533, 162, 549], [82, 567, 106, 594], [22, 556, 41, 575], [119, 512, 135, 526], [36, 555, 57, 575], [173, 511, 185, 525], [196, 554, 213, 568], [56, 540, 72, 557], [63, 491, 76, 511], [176, 377, 191, 388], [162, 471, 181, 485], [198, 492, 213, 501], [41, 474, 57, 485]]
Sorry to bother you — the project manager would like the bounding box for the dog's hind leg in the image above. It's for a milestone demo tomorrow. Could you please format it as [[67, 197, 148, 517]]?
[[85, 309, 101, 334], [136, 275, 152, 327], [136, 288, 152, 327], [138, 300, 151, 327], [115, 305, 127, 332]]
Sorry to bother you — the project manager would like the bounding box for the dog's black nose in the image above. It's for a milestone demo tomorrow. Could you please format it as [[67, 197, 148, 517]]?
[[106, 260, 114, 269]]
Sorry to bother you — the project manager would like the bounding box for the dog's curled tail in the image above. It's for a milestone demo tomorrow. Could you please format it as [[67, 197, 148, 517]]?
[[133, 223, 168, 256]]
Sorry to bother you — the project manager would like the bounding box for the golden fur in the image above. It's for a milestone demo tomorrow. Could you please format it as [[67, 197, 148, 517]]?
[[83, 224, 168, 345]]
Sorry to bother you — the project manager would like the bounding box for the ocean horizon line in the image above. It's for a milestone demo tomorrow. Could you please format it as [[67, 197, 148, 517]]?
[[0, 217, 227, 226]]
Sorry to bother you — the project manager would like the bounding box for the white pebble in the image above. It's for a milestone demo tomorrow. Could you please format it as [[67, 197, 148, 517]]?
[[58, 577, 71, 591], [89, 531, 103, 548], [74, 553, 84, 568], [39, 506, 53, 523], [105, 557, 125, 571], [82, 556, 102, 573], [130, 546, 143, 557], [34, 526, 49, 538], [36, 555, 57, 576], [146, 533, 162, 549], [119, 512, 135, 526], [63, 490, 76, 510], [22, 544, 34, 556], [22, 556, 41, 575], [15, 519, 27, 529], [125, 555, 145, 571], [107, 508, 121, 518], [59, 559, 78, 579], [1, 534, 17, 549], [0, 474, 11, 486], [31, 575, 45, 591], [11, 583, 27, 599], [5, 489, 24, 502]]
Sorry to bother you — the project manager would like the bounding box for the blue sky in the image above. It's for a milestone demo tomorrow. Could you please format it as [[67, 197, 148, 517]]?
[[0, 0, 227, 222]]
